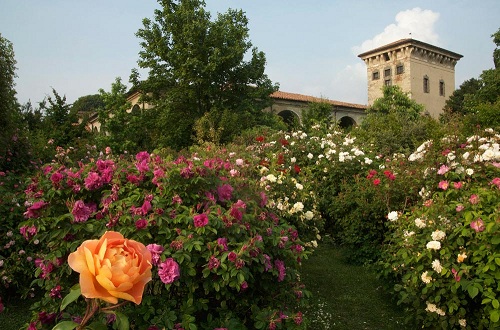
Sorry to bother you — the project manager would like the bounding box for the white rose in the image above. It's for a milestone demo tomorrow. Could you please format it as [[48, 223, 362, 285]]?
[[304, 211, 314, 220], [387, 211, 399, 221], [426, 241, 441, 250]]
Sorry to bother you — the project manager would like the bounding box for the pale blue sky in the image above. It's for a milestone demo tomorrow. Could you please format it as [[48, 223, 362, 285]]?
[[1, 1, 499, 106]]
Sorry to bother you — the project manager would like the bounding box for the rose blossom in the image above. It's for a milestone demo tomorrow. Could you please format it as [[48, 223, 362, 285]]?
[[193, 213, 209, 227], [469, 194, 480, 204], [71, 200, 95, 223], [431, 230, 446, 241], [68, 231, 152, 304], [438, 180, 449, 190], [158, 258, 180, 284], [387, 211, 399, 221], [146, 244, 164, 266], [426, 241, 441, 250], [470, 218, 485, 232]]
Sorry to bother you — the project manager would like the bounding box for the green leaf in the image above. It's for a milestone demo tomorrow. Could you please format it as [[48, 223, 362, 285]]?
[[468, 285, 479, 299], [493, 236, 500, 245], [60, 284, 81, 311], [491, 310, 500, 323], [51, 321, 79, 330], [86, 321, 108, 330], [115, 311, 130, 330], [495, 258, 500, 267], [493, 299, 500, 309]]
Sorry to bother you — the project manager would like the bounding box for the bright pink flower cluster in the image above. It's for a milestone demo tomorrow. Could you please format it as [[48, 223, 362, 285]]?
[[71, 200, 96, 223]]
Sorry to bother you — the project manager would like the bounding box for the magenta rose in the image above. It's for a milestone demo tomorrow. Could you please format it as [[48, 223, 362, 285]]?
[[193, 213, 209, 227]]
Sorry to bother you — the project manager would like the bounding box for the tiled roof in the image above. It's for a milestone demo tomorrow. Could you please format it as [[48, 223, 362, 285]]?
[[271, 90, 367, 110]]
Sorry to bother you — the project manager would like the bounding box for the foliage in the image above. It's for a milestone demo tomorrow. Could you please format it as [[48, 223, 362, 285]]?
[[0, 33, 31, 172], [19, 145, 311, 329], [301, 101, 333, 132], [96, 78, 154, 154], [443, 27, 500, 132], [356, 85, 440, 156], [70, 94, 104, 114], [134, 0, 279, 150], [378, 129, 500, 329], [0, 169, 38, 299]]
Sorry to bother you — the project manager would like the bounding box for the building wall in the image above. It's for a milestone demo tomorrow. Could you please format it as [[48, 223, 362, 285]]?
[[360, 39, 461, 118], [408, 53, 456, 118]]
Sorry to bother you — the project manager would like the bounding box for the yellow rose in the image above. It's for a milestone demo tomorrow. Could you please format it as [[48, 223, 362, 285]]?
[[68, 231, 152, 304]]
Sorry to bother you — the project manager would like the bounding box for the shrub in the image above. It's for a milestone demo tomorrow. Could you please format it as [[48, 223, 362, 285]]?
[[378, 129, 500, 329], [19, 146, 310, 329]]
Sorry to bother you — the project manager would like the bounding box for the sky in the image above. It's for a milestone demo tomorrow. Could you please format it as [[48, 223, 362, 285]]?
[[1, 0, 499, 106]]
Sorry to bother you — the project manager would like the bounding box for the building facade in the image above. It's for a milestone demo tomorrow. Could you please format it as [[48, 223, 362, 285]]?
[[358, 39, 462, 118]]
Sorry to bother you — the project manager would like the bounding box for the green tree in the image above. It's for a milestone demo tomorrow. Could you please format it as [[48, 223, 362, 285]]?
[[38, 89, 89, 149], [444, 27, 500, 121], [71, 94, 104, 114], [301, 101, 333, 131], [0, 33, 21, 169], [356, 85, 439, 155], [135, 0, 279, 150], [97, 78, 153, 154]]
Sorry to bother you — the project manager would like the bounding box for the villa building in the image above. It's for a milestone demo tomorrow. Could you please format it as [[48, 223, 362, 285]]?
[[83, 38, 462, 130], [358, 38, 462, 118]]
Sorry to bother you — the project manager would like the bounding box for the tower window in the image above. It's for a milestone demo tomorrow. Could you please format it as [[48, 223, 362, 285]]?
[[384, 68, 391, 77], [372, 71, 380, 80], [383, 53, 390, 61], [384, 78, 392, 86], [396, 64, 404, 74], [439, 80, 445, 96], [423, 75, 430, 93]]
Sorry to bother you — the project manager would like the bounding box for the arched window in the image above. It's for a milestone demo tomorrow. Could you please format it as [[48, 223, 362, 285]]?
[[131, 104, 141, 113]]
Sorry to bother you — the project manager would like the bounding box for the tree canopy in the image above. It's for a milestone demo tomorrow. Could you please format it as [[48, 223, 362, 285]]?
[[134, 0, 279, 149], [0, 33, 21, 168], [443, 27, 500, 131], [356, 85, 439, 155]]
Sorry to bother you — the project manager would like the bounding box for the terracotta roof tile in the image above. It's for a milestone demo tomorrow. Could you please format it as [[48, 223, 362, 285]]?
[[271, 90, 367, 110]]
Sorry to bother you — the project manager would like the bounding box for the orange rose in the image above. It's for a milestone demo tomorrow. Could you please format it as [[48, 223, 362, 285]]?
[[68, 231, 152, 304]]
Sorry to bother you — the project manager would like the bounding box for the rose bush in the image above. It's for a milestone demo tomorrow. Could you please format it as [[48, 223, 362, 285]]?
[[379, 129, 500, 329], [19, 144, 310, 329]]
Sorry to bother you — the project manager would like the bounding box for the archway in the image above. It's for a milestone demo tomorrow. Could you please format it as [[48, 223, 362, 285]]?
[[277, 110, 300, 129], [339, 116, 356, 129]]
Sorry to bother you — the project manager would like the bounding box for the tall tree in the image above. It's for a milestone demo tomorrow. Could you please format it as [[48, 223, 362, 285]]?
[[97, 78, 153, 154], [441, 27, 500, 131], [0, 33, 21, 169], [135, 0, 278, 149]]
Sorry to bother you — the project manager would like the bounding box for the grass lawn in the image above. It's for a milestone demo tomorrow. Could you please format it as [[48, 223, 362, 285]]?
[[301, 242, 416, 329], [0, 294, 32, 330], [0, 243, 415, 330]]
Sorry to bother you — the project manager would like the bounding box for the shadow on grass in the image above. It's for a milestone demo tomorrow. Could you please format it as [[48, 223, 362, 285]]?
[[0, 294, 32, 330], [301, 242, 417, 330]]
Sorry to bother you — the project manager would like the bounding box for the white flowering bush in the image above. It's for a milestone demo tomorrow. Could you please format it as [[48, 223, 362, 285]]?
[[379, 129, 500, 329]]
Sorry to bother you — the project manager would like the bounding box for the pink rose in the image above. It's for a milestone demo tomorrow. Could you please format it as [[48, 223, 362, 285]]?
[[193, 213, 209, 227], [158, 258, 180, 284], [438, 180, 449, 190], [470, 218, 485, 232]]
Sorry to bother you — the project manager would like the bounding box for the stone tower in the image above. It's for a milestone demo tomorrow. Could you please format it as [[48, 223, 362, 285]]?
[[358, 39, 462, 118]]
